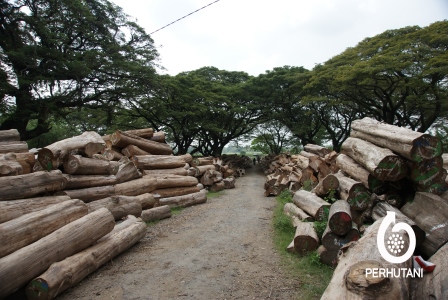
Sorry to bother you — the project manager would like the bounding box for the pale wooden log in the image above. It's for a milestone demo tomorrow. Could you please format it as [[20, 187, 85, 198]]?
[[0, 195, 71, 224], [0, 170, 66, 201], [210, 181, 225, 192], [286, 240, 296, 253], [114, 176, 157, 196], [143, 167, 188, 176], [87, 196, 142, 220], [134, 155, 186, 170], [290, 154, 310, 169], [200, 169, 223, 186], [197, 157, 214, 165], [179, 154, 193, 164], [114, 160, 142, 184], [140, 205, 172, 222], [152, 186, 200, 198], [317, 245, 338, 267], [336, 153, 387, 194], [443, 153, 448, 169], [123, 128, 154, 138], [410, 242, 448, 300], [97, 215, 139, 243], [342, 137, 408, 181], [63, 154, 119, 175], [328, 200, 352, 235], [372, 202, 425, 247], [110, 130, 172, 155], [37, 131, 105, 170], [283, 202, 314, 222], [299, 150, 319, 161], [292, 190, 331, 221], [321, 217, 412, 300], [12, 152, 34, 174], [189, 165, 216, 177], [351, 117, 443, 162], [312, 174, 339, 197], [152, 175, 199, 189], [299, 166, 317, 185], [150, 131, 165, 143], [321, 222, 360, 252], [334, 171, 371, 211], [0, 199, 87, 258], [100, 148, 124, 161], [63, 174, 117, 190], [32, 159, 44, 172], [223, 176, 236, 189], [159, 189, 207, 208], [0, 153, 22, 176], [0, 141, 29, 154], [135, 193, 157, 209], [26, 219, 146, 300], [0, 208, 114, 299], [400, 192, 448, 257], [0, 129, 20, 142], [304, 144, 331, 158], [293, 221, 319, 254], [121, 144, 150, 157], [57, 185, 116, 203]]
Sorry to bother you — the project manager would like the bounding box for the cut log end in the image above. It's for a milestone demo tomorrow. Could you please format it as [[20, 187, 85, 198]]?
[[411, 135, 443, 163]]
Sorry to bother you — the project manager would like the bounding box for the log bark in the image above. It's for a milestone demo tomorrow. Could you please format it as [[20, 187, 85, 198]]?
[[0, 153, 22, 176], [87, 196, 142, 220], [135, 193, 157, 209], [114, 176, 157, 196], [321, 222, 360, 252], [150, 131, 166, 143], [140, 205, 172, 223], [63, 154, 119, 175], [372, 202, 425, 247], [293, 221, 319, 254], [443, 153, 448, 169], [152, 186, 200, 198], [210, 181, 225, 192], [283, 202, 314, 222], [312, 174, 339, 197], [26, 219, 146, 300], [328, 200, 352, 235], [304, 144, 331, 158], [0, 141, 29, 154], [0, 170, 67, 201], [159, 189, 207, 208], [100, 148, 124, 161], [342, 137, 408, 181], [121, 144, 150, 157], [188, 165, 216, 177], [317, 245, 338, 267], [299, 151, 319, 161], [321, 217, 412, 300], [56, 185, 116, 202], [37, 131, 105, 170], [143, 167, 188, 176], [290, 154, 310, 169], [152, 175, 199, 189], [123, 128, 154, 138], [351, 117, 443, 162], [0, 129, 20, 142], [223, 177, 236, 189], [400, 192, 448, 257], [134, 155, 186, 170], [0, 208, 114, 299], [11, 152, 35, 174], [334, 171, 371, 211], [292, 190, 331, 221], [336, 153, 386, 194], [115, 160, 141, 183], [110, 130, 172, 155], [0, 199, 87, 258], [63, 174, 117, 190], [200, 170, 223, 186]]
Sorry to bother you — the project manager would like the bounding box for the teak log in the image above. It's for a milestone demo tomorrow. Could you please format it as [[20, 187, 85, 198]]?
[[12, 152, 35, 174], [442, 153, 448, 169], [0, 208, 114, 299], [401, 192, 448, 257], [292, 190, 331, 221], [304, 144, 331, 158], [188, 165, 216, 177], [0, 199, 87, 258], [223, 177, 236, 189], [210, 181, 225, 192], [351, 117, 442, 162], [134, 155, 186, 170], [0, 195, 71, 224], [153, 175, 199, 189], [114, 176, 157, 196], [26, 219, 147, 300], [123, 127, 154, 138], [293, 221, 319, 254], [151, 186, 200, 198], [334, 171, 371, 211], [37, 131, 105, 170], [336, 153, 386, 194], [312, 174, 339, 197], [63, 174, 117, 190], [283, 202, 314, 222], [342, 137, 408, 181], [321, 222, 360, 252], [150, 131, 166, 143], [63, 155, 119, 175], [0, 170, 66, 201], [135, 193, 157, 209], [0, 153, 22, 176], [0, 129, 20, 142], [100, 149, 124, 161], [328, 200, 352, 236], [159, 189, 207, 208], [408, 157, 445, 188], [87, 196, 142, 221], [290, 154, 310, 169], [372, 202, 425, 247], [121, 144, 150, 157], [299, 151, 319, 161], [140, 205, 172, 223], [110, 130, 172, 155], [56, 185, 116, 202], [0, 141, 29, 154], [317, 245, 339, 267], [115, 160, 141, 183], [144, 167, 188, 176], [321, 217, 412, 300]]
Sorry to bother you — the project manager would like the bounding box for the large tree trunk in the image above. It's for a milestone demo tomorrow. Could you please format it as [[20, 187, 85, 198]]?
[[0, 141, 29, 154], [115, 160, 142, 183], [110, 130, 172, 155], [350, 117, 443, 162], [114, 176, 157, 196], [11, 152, 35, 174], [134, 155, 186, 170], [0, 208, 115, 299], [292, 190, 331, 221], [328, 200, 352, 235], [400, 192, 448, 257], [312, 174, 339, 197], [153, 186, 200, 198], [56, 185, 116, 203], [63, 174, 117, 190], [0, 153, 23, 176], [153, 175, 199, 189], [26, 219, 147, 300], [143, 167, 188, 176], [0, 199, 87, 258], [0, 170, 67, 201], [293, 221, 319, 254], [121, 144, 150, 157], [87, 196, 142, 221], [37, 131, 105, 170], [341, 137, 408, 181], [321, 222, 360, 252], [63, 155, 119, 175], [317, 245, 339, 267], [159, 190, 207, 208], [283, 203, 314, 222], [140, 205, 172, 223], [0, 129, 20, 142], [334, 171, 371, 211], [123, 128, 154, 138], [321, 217, 412, 300], [304, 144, 331, 158], [188, 165, 216, 177]]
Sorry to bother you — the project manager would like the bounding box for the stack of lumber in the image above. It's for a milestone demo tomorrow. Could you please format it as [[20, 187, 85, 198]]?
[[0, 129, 35, 176], [188, 156, 236, 192]]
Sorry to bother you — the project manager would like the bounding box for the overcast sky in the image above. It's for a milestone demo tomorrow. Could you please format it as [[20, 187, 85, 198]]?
[[110, 0, 448, 76]]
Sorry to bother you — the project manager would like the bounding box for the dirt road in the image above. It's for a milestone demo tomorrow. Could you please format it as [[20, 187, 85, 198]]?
[[58, 166, 299, 299]]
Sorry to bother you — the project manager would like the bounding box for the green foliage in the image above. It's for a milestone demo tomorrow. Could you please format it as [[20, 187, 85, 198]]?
[[323, 189, 338, 204], [171, 207, 184, 215], [302, 180, 315, 192], [207, 190, 224, 199], [313, 220, 327, 241]]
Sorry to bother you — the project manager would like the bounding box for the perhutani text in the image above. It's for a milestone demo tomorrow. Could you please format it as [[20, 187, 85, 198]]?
[[365, 268, 423, 278]]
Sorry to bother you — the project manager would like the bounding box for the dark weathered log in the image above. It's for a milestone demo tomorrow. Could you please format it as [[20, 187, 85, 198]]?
[[0, 153, 22, 176], [143, 167, 188, 176], [26, 218, 146, 300], [401, 192, 448, 257], [312, 174, 339, 197], [408, 157, 445, 187], [304, 144, 331, 158], [121, 144, 150, 157], [293, 221, 319, 254], [152, 186, 200, 198], [63, 154, 119, 175], [37, 131, 105, 170], [87, 196, 142, 220], [223, 176, 236, 189], [292, 190, 331, 221], [210, 181, 225, 192], [317, 245, 338, 267], [342, 137, 408, 181], [110, 130, 172, 155], [0, 129, 20, 142], [0, 141, 29, 154], [336, 153, 386, 194], [328, 200, 352, 235], [0, 170, 67, 201], [150, 131, 166, 143], [134, 155, 186, 170], [351, 117, 443, 163], [0, 199, 87, 258], [372, 202, 425, 247], [309, 158, 332, 180], [159, 189, 207, 208], [283, 202, 314, 222], [0, 208, 114, 299], [321, 222, 360, 252], [140, 205, 172, 223], [321, 217, 412, 300], [334, 171, 371, 211]]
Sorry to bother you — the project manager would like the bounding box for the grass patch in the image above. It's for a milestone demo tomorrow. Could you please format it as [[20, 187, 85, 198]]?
[[273, 189, 334, 299], [207, 190, 224, 199], [171, 206, 184, 215]]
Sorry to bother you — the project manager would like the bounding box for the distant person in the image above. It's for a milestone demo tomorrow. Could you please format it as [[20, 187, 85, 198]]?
[[253, 157, 256, 165], [257, 156, 260, 164]]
